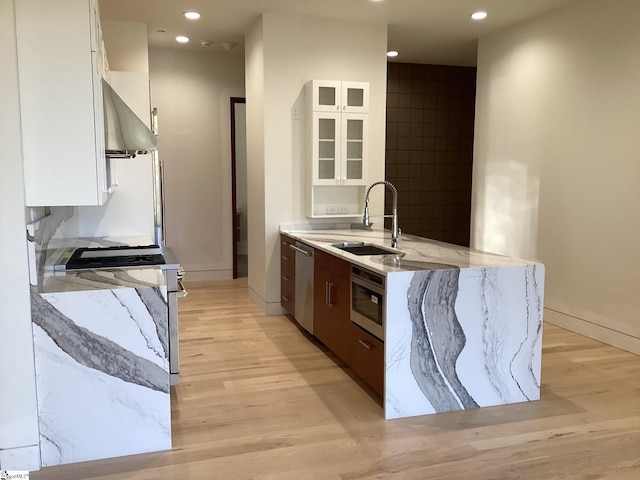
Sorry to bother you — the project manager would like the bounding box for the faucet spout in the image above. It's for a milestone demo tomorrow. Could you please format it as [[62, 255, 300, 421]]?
[[363, 181, 400, 248]]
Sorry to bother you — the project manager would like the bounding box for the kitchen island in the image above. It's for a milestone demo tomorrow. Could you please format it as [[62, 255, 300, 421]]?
[[280, 227, 545, 420], [28, 228, 174, 466]]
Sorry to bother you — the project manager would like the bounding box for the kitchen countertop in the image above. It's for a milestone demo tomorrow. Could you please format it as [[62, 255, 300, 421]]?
[[279, 226, 541, 274], [32, 236, 178, 294]]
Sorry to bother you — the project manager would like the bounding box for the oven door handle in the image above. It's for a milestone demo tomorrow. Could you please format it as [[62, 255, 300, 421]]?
[[177, 279, 189, 298], [351, 275, 385, 296]]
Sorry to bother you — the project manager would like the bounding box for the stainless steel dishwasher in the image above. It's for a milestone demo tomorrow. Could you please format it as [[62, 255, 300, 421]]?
[[291, 241, 314, 334]]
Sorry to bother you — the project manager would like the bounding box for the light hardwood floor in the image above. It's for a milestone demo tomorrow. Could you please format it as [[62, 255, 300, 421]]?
[[32, 279, 640, 479]]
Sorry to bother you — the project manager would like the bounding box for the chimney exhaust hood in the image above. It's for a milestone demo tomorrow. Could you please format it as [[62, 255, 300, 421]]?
[[103, 79, 158, 158]]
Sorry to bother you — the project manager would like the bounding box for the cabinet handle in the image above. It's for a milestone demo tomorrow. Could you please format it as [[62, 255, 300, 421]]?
[[282, 275, 291, 281], [358, 339, 373, 350], [326, 281, 334, 308], [283, 295, 290, 302]]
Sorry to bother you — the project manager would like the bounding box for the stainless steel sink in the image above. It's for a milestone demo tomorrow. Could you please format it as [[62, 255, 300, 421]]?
[[332, 242, 401, 256]]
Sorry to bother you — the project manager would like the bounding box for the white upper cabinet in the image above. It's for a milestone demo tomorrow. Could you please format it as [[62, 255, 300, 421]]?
[[16, 0, 112, 206], [310, 80, 369, 114], [306, 80, 370, 218]]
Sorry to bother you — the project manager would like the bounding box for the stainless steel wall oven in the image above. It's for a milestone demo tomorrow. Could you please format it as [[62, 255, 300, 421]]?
[[350, 266, 385, 341]]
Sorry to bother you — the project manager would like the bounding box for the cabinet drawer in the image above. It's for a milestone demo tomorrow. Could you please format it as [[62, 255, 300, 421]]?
[[281, 288, 295, 316], [281, 271, 295, 295], [281, 255, 294, 277], [281, 241, 295, 275], [280, 234, 296, 314], [351, 323, 384, 396], [280, 233, 295, 246]]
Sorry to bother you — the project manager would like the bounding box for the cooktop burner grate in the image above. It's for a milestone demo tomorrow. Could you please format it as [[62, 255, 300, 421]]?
[[65, 245, 166, 269]]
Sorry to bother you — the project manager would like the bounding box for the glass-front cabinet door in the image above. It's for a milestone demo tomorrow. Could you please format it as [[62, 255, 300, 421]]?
[[311, 80, 342, 112], [341, 81, 369, 114], [312, 112, 341, 185], [342, 114, 367, 185]]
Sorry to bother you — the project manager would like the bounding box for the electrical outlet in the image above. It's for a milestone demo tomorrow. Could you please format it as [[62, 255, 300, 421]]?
[[338, 205, 349, 214], [326, 205, 338, 214], [291, 104, 300, 120]]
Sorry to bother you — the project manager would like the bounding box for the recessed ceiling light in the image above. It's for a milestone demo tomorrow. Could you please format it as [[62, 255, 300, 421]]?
[[183, 11, 201, 20], [176, 36, 190, 43], [470, 11, 488, 20], [387, 50, 399, 58]]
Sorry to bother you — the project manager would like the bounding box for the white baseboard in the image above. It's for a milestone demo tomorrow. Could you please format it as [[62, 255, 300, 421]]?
[[248, 287, 285, 316], [545, 308, 640, 356], [0, 444, 41, 471]]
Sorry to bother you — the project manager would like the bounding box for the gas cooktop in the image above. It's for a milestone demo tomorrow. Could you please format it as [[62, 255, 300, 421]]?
[[64, 245, 166, 270]]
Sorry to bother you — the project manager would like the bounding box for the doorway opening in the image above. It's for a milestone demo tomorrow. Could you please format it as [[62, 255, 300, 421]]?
[[231, 97, 247, 278]]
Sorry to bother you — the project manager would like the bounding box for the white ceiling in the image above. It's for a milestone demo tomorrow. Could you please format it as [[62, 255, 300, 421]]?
[[99, 0, 577, 66]]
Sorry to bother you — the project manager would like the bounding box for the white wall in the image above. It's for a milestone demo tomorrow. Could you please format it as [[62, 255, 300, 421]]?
[[0, 0, 40, 470], [245, 13, 387, 313], [149, 49, 245, 280], [101, 20, 149, 73], [473, 0, 640, 353]]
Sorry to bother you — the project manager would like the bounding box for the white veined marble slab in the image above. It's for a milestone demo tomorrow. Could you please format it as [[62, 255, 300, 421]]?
[[31, 286, 171, 466], [385, 264, 544, 419]]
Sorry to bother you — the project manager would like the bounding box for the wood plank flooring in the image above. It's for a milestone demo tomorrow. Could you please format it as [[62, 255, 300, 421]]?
[[32, 279, 640, 479]]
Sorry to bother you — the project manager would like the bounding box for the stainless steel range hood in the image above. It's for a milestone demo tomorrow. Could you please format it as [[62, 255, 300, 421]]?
[[102, 79, 158, 158]]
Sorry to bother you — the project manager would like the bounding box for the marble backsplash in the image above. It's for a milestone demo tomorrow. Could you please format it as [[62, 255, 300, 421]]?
[[26, 206, 152, 288], [26, 206, 79, 286]]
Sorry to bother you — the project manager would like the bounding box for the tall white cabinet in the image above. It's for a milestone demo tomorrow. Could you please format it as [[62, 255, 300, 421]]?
[[306, 80, 370, 218], [15, 0, 112, 207]]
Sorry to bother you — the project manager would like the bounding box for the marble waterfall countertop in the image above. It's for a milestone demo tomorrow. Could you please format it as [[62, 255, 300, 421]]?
[[279, 226, 542, 273], [32, 285, 172, 466], [28, 234, 175, 466], [280, 226, 545, 420]]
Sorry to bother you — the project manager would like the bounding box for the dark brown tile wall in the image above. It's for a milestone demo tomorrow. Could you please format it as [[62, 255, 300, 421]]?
[[385, 63, 476, 247]]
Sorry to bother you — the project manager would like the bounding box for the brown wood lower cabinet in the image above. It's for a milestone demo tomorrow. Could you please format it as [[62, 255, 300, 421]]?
[[313, 250, 352, 366], [351, 323, 384, 396], [280, 234, 296, 315]]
